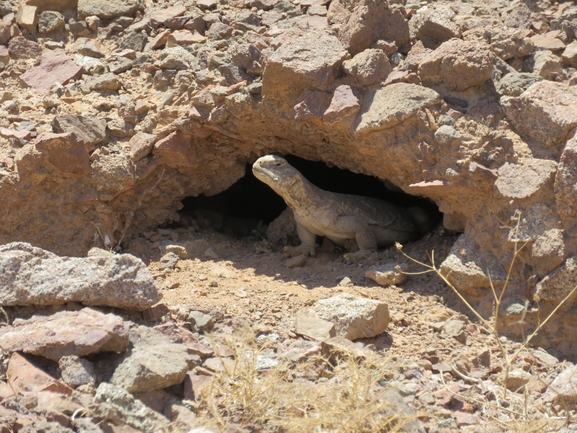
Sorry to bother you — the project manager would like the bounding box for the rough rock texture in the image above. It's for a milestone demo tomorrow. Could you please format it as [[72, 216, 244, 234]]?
[[418, 39, 495, 91], [312, 293, 390, 340], [0, 243, 160, 310], [338, 0, 410, 55], [501, 81, 577, 146], [0, 0, 576, 355], [20, 50, 82, 92], [0, 308, 128, 361], [94, 382, 171, 432]]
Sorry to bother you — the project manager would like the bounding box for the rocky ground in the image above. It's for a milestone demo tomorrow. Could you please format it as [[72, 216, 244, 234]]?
[[2, 0, 577, 431]]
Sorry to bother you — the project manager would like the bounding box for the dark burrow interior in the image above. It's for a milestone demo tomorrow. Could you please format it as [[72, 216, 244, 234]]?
[[178, 155, 443, 239]]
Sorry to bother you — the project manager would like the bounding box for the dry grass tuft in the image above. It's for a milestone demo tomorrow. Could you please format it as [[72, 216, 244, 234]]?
[[192, 328, 415, 432]]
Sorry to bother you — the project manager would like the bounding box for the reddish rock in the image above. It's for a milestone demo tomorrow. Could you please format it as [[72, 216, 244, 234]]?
[[0, 308, 129, 361], [184, 373, 212, 400], [150, 29, 170, 49], [501, 81, 577, 147], [7, 353, 73, 395], [128, 132, 157, 162], [343, 48, 391, 86], [338, 0, 410, 55], [418, 39, 494, 91], [153, 130, 191, 168], [20, 49, 83, 92], [150, 5, 186, 27], [170, 29, 206, 45], [323, 85, 362, 124], [293, 91, 332, 120], [530, 33, 566, 51], [33, 132, 90, 176], [0, 127, 31, 140], [8, 35, 42, 59]]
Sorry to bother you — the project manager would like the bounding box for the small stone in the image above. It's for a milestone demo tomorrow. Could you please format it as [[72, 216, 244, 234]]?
[[295, 309, 336, 341], [184, 373, 211, 401], [323, 85, 362, 124], [59, 355, 96, 388], [8, 36, 42, 59], [159, 252, 179, 270], [561, 41, 577, 68], [321, 336, 374, 360], [38, 11, 65, 34], [343, 48, 391, 86], [440, 319, 466, 344], [7, 352, 73, 396], [434, 125, 461, 144], [365, 263, 408, 286], [188, 311, 214, 332], [312, 293, 390, 340]]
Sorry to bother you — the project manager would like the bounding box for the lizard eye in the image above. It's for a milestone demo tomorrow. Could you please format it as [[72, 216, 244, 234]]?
[[275, 162, 282, 166]]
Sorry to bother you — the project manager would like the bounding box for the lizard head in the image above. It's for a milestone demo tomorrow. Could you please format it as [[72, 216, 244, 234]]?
[[252, 155, 300, 192]]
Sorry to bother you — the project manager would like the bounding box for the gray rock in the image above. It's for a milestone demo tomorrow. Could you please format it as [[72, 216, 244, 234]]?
[[120, 31, 148, 51], [295, 309, 336, 341], [365, 263, 408, 286], [159, 252, 179, 270], [59, 355, 97, 388], [354, 83, 441, 133], [188, 311, 214, 332], [0, 242, 161, 310], [501, 81, 577, 147], [86, 72, 122, 91], [111, 343, 200, 393], [52, 114, 107, 152], [0, 308, 128, 361], [155, 45, 198, 70], [506, 368, 532, 391], [77, 0, 143, 20], [94, 382, 171, 432], [38, 11, 65, 34], [434, 125, 461, 145], [312, 293, 389, 340], [495, 72, 543, 97]]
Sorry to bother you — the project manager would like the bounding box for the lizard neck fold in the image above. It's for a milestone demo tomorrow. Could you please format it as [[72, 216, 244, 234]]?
[[278, 173, 327, 212]]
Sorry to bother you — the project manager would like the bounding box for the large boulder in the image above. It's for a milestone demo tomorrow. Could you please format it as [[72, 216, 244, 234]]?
[[337, 0, 410, 55], [501, 81, 577, 147], [263, 31, 349, 102], [418, 39, 495, 91], [0, 308, 129, 361], [0, 243, 161, 310], [354, 83, 441, 133]]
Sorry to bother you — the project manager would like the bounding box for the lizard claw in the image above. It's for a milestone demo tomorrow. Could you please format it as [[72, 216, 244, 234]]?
[[284, 245, 316, 258], [342, 250, 373, 264]]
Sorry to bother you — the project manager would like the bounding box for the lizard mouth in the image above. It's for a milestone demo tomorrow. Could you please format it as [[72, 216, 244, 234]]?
[[252, 165, 278, 183]]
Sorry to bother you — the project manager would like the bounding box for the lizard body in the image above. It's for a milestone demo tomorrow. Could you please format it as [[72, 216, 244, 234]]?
[[252, 155, 419, 262]]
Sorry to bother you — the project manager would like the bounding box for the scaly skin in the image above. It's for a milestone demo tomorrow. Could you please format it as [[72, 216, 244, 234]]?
[[252, 155, 419, 263]]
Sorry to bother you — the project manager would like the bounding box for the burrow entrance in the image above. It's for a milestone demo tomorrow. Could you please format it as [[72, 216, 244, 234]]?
[[178, 155, 442, 241]]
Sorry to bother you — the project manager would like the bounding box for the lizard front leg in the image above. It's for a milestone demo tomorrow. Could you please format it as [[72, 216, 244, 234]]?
[[336, 216, 378, 263], [284, 223, 317, 257]]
